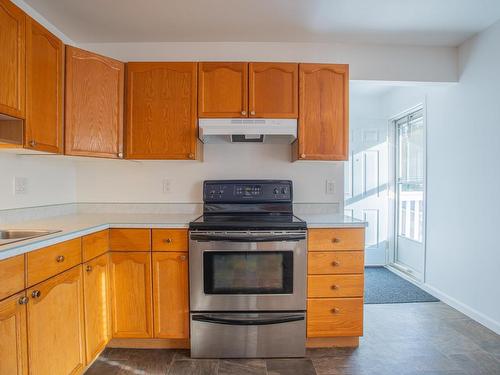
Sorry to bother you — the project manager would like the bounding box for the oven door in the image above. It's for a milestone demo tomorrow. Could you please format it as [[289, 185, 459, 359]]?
[[189, 231, 307, 311]]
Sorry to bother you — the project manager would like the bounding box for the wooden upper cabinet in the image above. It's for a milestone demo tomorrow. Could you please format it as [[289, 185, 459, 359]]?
[[249, 62, 298, 118], [26, 267, 86, 375], [126, 62, 198, 160], [198, 62, 248, 118], [296, 63, 349, 161], [65, 46, 124, 158], [0, 0, 25, 119], [0, 292, 28, 375], [25, 17, 63, 153]]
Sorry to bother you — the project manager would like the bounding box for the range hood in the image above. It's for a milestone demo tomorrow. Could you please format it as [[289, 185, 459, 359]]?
[[198, 118, 297, 144]]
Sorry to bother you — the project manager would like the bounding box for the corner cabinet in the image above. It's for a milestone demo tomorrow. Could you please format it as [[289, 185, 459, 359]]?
[[198, 62, 248, 118], [65, 46, 125, 158], [126, 62, 198, 160], [294, 63, 349, 161], [0, 292, 29, 375], [25, 17, 64, 153], [26, 266, 86, 375], [0, 0, 25, 119]]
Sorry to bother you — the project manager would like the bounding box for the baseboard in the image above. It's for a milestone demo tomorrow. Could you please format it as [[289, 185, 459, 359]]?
[[107, 338, 190, 349], [385, 265, 500, 335], [306, 337, 359, 348]]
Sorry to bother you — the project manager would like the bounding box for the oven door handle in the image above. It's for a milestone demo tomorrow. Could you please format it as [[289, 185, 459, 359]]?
[[192, 314, 305, 326], [190, 234, 306, 242]]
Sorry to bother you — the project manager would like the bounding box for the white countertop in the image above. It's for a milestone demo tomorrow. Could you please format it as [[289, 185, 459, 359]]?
[[299, 214, 367, 228], [0, 212, 366, 260], [0, 213, 199, 260]]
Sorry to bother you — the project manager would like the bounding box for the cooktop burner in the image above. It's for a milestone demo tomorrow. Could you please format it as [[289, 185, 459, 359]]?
[[189, 180, 306, 231]]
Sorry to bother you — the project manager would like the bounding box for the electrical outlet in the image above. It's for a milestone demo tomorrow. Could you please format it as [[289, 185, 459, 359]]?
[[326, 179, 335, 195], [162, 179, 171, 194], [14, 177, 28, 195]]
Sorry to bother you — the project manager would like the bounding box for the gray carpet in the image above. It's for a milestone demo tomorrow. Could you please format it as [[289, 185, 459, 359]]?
[[364, 267, 439, 304]]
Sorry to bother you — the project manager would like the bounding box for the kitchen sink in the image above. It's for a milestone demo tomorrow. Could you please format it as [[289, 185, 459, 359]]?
[[0, 229, 61, 246]]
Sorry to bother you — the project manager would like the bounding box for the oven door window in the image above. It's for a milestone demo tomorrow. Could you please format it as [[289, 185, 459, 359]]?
[[203, 251, 293, 294]]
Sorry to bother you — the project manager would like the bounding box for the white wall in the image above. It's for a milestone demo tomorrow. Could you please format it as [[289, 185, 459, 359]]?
[[381, 20, 500, 333], [75, 144, 343, 205], [0, 154, 76, 210], [80, 41, 458, 83]]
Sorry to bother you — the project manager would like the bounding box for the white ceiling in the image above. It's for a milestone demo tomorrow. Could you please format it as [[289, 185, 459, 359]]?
[[24, 0, 500, 46]]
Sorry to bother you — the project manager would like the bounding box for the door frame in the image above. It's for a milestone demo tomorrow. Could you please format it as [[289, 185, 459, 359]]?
[[387, 101, 428, 282]]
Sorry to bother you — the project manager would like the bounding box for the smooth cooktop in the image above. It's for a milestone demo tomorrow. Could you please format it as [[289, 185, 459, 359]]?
[[189, 213, 306, 231]]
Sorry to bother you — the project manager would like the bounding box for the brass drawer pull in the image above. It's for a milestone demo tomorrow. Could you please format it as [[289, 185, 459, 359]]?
[[31, 290, 41, 299], [56, 255, 65, 263], [18, 296, 29, 305], [163, 238, 173, 244], [331, 261, 340, 266], [86, 265, 93, 272], [330, 284, 339, 290], [179, 255, 187, 261], [331, 307, 340, 314], [332, 238, 341, 243]]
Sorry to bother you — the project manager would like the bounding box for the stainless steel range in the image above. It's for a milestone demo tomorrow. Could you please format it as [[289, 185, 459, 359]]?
[[189, 180, 307, 358]]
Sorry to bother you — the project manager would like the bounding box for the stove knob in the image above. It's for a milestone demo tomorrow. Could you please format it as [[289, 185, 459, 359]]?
[[281, 188, 287, 194], [273, 188, 279, 194]]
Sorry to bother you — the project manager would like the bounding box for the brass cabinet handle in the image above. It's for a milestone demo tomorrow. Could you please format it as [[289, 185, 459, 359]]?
[[188, 153, 194, 159], [250, 111, 256, 115], [331, 261, 340, 267], [330, 284, 339, 290], [331, 307, 340, 314], [332, 238, 341, 243], [31, 290, 41, 299], [241, 111, 247, 115], [18, 296, 29, 305], [300, 154, 306, 159], [56, 255, 65, 263], [117, 152, 123, 158], [179, 255, 187, 261], [29, 140, 37, 147], [163, 238, 172, 244], [86, 265, 93, 272]]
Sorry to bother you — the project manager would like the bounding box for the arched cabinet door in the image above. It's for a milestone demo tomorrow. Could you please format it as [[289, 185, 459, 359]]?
[[296, 63, 349, 161], [0, 0, 25, 119], [25, 17, 64, 153], [198, 62, 248, 118], [249, 62, 298, 118], [65, 46, 124, 159]]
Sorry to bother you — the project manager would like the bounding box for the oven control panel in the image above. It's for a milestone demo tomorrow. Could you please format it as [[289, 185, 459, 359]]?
[[204, 180, 292, 202]]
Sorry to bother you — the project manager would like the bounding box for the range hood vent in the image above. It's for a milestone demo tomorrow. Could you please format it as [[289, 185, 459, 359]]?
[[198, 118, 297, 144]]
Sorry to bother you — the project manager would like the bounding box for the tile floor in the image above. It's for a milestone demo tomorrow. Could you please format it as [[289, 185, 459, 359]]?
[[85, 302, 500, 375]]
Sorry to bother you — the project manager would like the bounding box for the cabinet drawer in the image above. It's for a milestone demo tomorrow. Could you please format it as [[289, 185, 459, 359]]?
[[308, 228, 364, 251], [82, 230, 109, 262], [27, 238, 82, 287], [307, 298, 363, 337], [152, 229, 188, 252], [308, 275, 364, 298], [0, 255, 25, 300], [109, 228, 151, 251], [308, 251, 364, 275]]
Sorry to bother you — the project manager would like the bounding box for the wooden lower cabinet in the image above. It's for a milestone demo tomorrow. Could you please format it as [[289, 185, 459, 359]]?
[[83, 254, 111, 364], [26, 266, 86, 375], [0, 292, 28, 375], [110, 252, 153, 338], [153, 252, 189, 339], [307, 298, 363, 337]]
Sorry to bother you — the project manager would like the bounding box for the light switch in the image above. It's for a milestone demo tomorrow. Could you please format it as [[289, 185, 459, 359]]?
[[326, 179, 335, 195], [14, 177, 28, 195]]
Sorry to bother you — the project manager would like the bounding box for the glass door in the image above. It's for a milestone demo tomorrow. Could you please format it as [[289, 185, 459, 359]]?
[[394, 108, 425, 279]]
